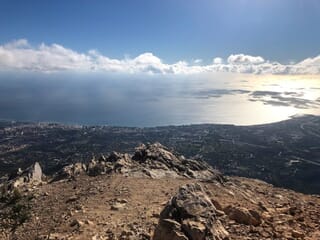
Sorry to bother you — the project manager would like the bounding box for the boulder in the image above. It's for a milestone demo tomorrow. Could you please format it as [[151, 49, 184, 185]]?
[[8, 162, 43, 188], [51, 162, 86, 182], [107, 151, 128, 162], [182, 220, 206, 240], [132, 143, 223, 181], [88, 152, 132, 175], [29, 162, 42, 182], [153, 183, 229, 240], [87, 159, 107, 176], [224, 206, 262, 226], [133, 143, 180, 164], [154, 219, 188, 240]]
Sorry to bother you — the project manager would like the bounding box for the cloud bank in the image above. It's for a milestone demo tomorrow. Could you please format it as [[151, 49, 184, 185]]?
[[0, 39, 320, 75]]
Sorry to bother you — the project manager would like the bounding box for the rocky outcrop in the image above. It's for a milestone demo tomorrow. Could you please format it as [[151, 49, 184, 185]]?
[[87, 158, 108, 176], [133, 143, 222, 181], [50, 162, 87, 182], [7, 162, 43, 188], [50, 143, 223, 182], [153, 183, 229, 240], [87, 152, 132, 176]]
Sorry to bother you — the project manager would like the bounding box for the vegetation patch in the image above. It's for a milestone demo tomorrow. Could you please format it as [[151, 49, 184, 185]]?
[[0, 186, 32, 233]]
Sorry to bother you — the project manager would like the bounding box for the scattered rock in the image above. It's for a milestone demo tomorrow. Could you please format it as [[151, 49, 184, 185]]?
[[1, 143, 319, 240]]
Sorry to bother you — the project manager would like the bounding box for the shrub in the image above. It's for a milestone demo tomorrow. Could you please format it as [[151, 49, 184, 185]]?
[[0, 187, 31, 232]]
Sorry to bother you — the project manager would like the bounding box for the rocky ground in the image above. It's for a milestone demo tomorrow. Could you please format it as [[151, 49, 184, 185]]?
[[0, 143, 319, 240]]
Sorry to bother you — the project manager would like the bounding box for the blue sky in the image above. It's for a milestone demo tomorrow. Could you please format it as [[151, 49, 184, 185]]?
[[1, 0, 320, 65]]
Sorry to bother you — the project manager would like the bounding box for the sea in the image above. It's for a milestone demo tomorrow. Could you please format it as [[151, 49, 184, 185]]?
[[0, 72, 319, 127]]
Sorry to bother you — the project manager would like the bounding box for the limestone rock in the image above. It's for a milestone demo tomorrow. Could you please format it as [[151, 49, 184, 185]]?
[[153, 183, 229, 240], [88, 152, 132, 176], [51, 162, 86, 182], [29, 162, 42, 182], [8, 162, 43, 188], [182, 220, 206, 240], [153, 219, 188, 240], [224, 206, 262, 226], [47, 143, 223, 182], [87, 159, 107, 176], [132, 143, 223, 181]]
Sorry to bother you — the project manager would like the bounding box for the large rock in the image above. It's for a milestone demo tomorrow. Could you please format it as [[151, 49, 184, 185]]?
[[108, 152, 132, 173], [88, 152, 133, 176], [132, 143, 223, 181], [29, 162, 42, 182], [87, 158, 107, 176], [51, 162, 87, 182], [153, 183, 229, 240], [154, 219, 188, 240], [224, 206, 262, 226], [8, 162, 43, 188], [133, 142, 181, 165]]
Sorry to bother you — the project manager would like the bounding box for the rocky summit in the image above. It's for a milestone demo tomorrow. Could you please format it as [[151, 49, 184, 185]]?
[[50, 143, 223, 182], [0, 143, 319, 240]]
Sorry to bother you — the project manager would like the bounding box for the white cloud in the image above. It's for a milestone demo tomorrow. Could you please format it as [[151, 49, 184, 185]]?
[[0, 39, 319, 75], [213, 57, 223, 64], [227, 54, 265, 65], [3, 39, 30, 49]]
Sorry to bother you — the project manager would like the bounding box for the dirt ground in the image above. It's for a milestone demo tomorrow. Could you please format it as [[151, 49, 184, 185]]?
[[1, 174, 320, 240]]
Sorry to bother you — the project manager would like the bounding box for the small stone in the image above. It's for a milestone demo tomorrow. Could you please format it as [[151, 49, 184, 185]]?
[[111, 202, 126, 211], [292, 230, 304, 238], [66, 195, 78, 203], [70, 219, 84, 227], [85, 219, 94, 225]]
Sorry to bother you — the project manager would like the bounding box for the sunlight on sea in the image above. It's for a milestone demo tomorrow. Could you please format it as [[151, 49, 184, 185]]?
[[0, 73, 319, 126]]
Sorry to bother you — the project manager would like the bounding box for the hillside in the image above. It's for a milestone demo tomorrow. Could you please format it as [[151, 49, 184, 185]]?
[[0, 143, 319, 240]]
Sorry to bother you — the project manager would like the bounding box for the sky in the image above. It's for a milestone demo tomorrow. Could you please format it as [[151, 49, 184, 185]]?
[[0, 0, 319, 126], [0, 0, 320, 74]]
